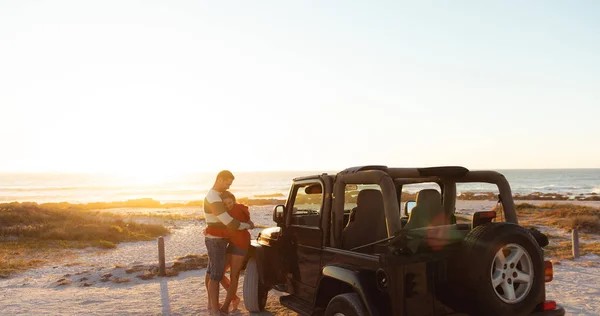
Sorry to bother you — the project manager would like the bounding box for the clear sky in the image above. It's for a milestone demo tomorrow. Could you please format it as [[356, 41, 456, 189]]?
[[1, 1, 599, 174]]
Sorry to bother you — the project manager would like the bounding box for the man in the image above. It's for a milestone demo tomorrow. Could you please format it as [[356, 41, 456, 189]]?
[[203, 170, 253, 315]]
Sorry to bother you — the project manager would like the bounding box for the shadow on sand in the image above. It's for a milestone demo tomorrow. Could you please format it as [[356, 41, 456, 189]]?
[[160, 278, 171, 315]]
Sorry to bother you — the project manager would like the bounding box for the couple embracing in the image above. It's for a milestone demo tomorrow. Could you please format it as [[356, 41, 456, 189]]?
[[203, 170, 255, 315]]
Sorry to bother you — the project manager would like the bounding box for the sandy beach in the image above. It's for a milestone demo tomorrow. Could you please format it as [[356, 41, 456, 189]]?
[[1, 202, 600, 315]]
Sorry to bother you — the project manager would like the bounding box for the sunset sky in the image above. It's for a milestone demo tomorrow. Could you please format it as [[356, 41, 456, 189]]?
[[1, 1, 599, 174]]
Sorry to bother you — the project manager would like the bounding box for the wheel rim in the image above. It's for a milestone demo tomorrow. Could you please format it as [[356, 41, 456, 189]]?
[[490, 243, 534, 304]]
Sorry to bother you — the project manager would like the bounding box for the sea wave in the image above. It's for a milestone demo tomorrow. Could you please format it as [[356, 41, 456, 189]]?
[[2, 170, 600, 204], [528, 185, 594, 191]]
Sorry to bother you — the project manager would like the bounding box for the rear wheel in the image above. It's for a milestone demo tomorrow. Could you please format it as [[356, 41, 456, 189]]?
[[324, 293, 367, 316], [243, 257, 269, 312]]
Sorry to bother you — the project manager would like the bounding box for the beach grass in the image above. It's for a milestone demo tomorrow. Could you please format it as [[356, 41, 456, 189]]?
[[0, 202, 171, 278], [15, 197, 287, 211], [505, 202, 600, 258], [544, 240, 600, 259], [512, 202, 600, 234]]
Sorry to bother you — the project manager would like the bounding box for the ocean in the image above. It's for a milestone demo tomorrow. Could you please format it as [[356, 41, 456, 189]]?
[[1, 169, 599, 204]]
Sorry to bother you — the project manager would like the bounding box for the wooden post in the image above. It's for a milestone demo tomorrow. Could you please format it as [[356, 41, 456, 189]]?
[[158, 236, 166, 276], [572, 229, 580, 259]]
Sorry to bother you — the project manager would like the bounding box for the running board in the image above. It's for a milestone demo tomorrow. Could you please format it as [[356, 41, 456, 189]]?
[[279, 295, 314, 316]]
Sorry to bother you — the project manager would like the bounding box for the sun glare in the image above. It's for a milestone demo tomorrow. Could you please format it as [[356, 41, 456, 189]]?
[[111, 170, 180, 186]]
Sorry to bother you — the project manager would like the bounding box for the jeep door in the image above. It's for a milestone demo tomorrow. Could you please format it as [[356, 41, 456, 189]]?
[[283, 178, 325, 303]]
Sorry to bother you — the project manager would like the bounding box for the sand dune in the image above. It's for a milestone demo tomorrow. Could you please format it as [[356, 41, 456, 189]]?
[[1, 202, 599, 315]]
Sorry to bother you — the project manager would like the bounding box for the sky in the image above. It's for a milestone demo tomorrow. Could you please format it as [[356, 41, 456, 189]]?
[[1, 0, 599, 174]]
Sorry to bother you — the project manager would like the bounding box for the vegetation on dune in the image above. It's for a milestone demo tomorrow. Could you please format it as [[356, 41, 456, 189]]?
[[237, 197, 286, 206], [497, 202, 600, 259], [1, 196, 295, 211], [112, 254, 209, 280], [0, 202, 170, 278], [544, 240, 600, 259], [0, 202, 170, 241], [30, 198, 198, 210], [511, 202, 600, 234]]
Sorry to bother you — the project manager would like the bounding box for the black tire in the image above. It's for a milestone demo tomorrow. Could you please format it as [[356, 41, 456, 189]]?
[[243, 257, 269, 312], [459, 223, 545, 316], [324, 293, 367, 316]]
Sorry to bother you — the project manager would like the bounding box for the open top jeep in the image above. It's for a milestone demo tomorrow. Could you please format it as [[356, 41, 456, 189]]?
[[242, 166, 565, 316]]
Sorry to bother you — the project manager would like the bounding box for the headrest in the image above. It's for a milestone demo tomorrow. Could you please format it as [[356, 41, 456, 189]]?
[[415, 189, 442, 206], [356, 189, 383, 207]]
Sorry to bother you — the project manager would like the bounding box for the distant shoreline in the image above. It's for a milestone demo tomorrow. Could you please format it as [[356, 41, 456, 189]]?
[[0, 197, 287, 210], [2, 191, 599, 210]]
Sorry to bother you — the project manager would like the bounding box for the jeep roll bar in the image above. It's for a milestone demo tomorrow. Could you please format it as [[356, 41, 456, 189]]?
[[332, 170, 402, 248]]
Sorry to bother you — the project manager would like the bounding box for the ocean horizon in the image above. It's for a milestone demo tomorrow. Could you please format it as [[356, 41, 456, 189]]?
[[1, 168, 599, 204]]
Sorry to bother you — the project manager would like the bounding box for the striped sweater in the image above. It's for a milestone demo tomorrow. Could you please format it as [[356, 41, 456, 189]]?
[[203, 188, 250, 238]]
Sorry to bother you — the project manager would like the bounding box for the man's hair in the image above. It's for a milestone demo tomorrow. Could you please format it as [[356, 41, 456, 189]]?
[[220, 190, 236, 203], [216, 170, 235, 181]]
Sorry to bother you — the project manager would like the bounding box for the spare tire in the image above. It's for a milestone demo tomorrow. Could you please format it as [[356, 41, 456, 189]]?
[[459, 223, 545, 316]]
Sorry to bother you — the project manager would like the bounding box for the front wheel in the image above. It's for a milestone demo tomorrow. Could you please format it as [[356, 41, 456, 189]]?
[[243, 257, 269, 312], [324, 293, 367, 316]]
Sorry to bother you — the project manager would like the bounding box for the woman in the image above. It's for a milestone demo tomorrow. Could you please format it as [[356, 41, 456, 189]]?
[[219, 191, 252, 313]]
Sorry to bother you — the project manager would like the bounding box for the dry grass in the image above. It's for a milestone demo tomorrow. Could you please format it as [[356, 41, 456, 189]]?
[[560, 215, 600, 233], [582, 242, 600, 255], [136, 271, 155, 280], [545, 232, 568, 240], [0, 203, 170, 242], [112, 277, 131, 284], [543, 239, 600, 260], [544, 240, 574, 259], [0, 257, 46, 279], [56, 279, 72, 286], [0, 240, 78, 278], [105, 212, 203, 221], [124, 254, 208, 281], [171, 254, 209, 272], [504, 203, 600, 234], [494, 203, 600, 259], [581, 234, 598, 241], [15, 197, 292, 210], [0, 203, 171, 278]]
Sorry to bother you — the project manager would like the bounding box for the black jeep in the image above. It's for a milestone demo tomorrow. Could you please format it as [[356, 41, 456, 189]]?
[[242, 166, 565, 316]]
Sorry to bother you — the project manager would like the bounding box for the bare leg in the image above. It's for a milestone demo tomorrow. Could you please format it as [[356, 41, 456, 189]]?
[[220, 254, 232, 292], [221, 254, 245, 312], [205, 272, 211, 308], [209, 264, 231, 310], [208, 278, 220, 313], [220, 258, 241, 311]]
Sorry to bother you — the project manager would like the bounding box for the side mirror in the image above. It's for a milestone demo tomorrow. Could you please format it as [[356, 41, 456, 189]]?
[[404, 201, 416, 216], [273, 205, 285, 224]]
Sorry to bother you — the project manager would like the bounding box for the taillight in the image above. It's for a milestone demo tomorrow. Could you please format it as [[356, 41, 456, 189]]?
[[542, 300, 557, 311], [544, 261, 553, 282]]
